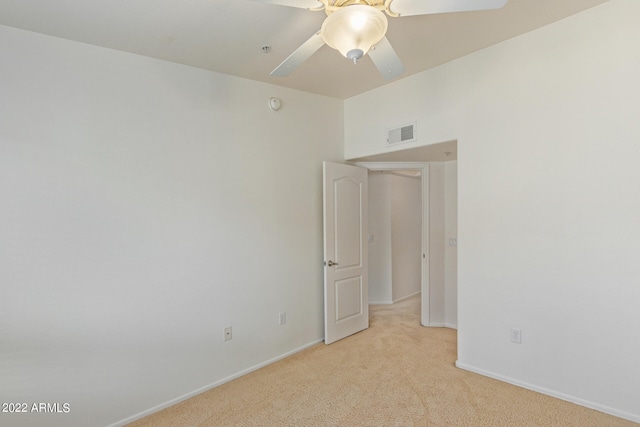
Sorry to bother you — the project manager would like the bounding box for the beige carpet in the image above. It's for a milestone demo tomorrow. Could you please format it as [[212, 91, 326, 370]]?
[[129, 295, 636, 426]]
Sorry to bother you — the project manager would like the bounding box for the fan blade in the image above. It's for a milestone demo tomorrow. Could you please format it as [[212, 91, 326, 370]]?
[[250, 0, 323, 10], [368, 37, 405, 80], [271, 31, 325, 77], [390, 0, 508, 16]]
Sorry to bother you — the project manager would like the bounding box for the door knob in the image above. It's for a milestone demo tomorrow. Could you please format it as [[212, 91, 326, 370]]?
[[326, 260, 339, 267]]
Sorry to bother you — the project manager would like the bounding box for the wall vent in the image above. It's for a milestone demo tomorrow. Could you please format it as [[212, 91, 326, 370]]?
[[386, 122, 416, 145]]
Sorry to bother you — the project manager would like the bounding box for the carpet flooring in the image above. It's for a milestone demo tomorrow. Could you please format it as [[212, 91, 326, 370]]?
[[128, 295, 637, 426]]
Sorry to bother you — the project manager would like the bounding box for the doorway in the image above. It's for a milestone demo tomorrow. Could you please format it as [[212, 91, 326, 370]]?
[[367, 169, 423, 305], [353, 142, 458, 329], [356, 162, 431, 326]]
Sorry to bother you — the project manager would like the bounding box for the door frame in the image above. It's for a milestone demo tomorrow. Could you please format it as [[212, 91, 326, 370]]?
[[356, 162, 431, 326]]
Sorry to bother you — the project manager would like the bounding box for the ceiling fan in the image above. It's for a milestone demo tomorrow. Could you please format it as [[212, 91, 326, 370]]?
[[252, 0, 508, 80]]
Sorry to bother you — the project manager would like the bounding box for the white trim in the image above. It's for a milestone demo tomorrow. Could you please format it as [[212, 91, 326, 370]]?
[[370, 291, 422, 306], [370, 300, 394, 305], [393, 290, 421, 304], [108, 339, 324, 427], [356, 162, 430, 327], [427, 322, 458, 329], [455, 361, 640, 424]]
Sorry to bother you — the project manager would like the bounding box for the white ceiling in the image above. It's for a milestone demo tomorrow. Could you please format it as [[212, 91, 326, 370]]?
[[0, 0, 608, 99]]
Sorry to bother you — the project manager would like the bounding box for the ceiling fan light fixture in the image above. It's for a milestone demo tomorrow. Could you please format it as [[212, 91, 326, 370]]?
[[321, 5, 388, 64]]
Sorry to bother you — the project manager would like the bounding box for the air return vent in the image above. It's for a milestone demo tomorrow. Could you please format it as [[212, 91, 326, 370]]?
[[386, 122, 416, 145]]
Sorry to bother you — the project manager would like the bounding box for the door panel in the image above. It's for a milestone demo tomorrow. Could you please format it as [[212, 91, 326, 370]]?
[[323, 161, 368, 344], [335, 277, 363, 321], [334, 177, 361, 268]]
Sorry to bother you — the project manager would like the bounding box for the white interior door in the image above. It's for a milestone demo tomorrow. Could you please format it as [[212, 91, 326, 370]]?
[[323, 161, 368, 345]]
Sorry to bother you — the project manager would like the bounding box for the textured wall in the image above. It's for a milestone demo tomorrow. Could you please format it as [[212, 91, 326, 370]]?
[[0, 24, 343, 427], [345, 0, 640, 422]]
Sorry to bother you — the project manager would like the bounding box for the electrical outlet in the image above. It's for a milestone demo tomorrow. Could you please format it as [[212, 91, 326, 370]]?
[[279, 312, 287, 325], [224, 326, 232, 341], [510, 328, 521, 344]]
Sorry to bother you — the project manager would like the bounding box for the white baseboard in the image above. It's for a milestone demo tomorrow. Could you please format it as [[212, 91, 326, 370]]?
[[109, 339, 324, 427], [393, 291, 421, 303], [455, 361, 640, 424], [426, 322, 457, 329], [370, 291, 421, 306]]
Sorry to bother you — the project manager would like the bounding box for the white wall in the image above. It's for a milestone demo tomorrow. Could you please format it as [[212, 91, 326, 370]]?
[[427, 163, 446, 324], [390, 174, 422, 301], [0, 25, 343, 427], [426, 161, 457, 328], [367, 173, 392, 303], [444, 161, 458, 328], [345, 0, 640, 422]]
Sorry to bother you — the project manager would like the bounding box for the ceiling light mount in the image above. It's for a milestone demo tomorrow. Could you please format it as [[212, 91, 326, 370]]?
[[346, 49, 364, 64]]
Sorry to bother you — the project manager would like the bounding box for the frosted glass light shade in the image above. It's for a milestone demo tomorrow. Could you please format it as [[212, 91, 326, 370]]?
[[321, 5, 388, 62]]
